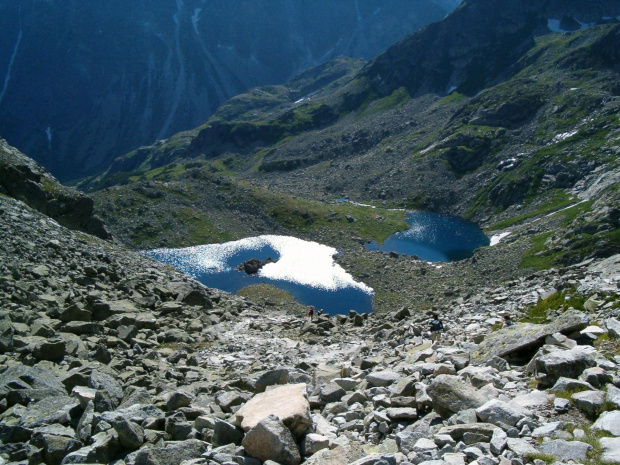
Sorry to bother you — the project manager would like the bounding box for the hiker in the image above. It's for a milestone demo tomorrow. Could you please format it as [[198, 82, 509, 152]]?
[[429, 312, 444, 343], [308, 306, 315, 319], [503, 314, 515, 327], [317, 308, 324, 316]]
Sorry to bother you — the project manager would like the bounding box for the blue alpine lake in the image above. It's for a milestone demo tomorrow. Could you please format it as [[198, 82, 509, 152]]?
[[366, 211, 490, 262], [144, 235, 374, 316]]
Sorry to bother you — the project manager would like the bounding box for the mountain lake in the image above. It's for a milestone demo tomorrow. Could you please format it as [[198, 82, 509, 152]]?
[[144, 235, 374, 316], [145, 212, 489, 314], [366, 211, 490, 261]]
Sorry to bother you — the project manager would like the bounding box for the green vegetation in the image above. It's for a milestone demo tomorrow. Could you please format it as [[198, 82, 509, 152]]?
[[251, 189, 408, 243], [487, 190, 578, 231], [237, 284, 296, 306], [523, 289, 586, 323], [358, 87, 410, 117], [526, 453, 557, 465]]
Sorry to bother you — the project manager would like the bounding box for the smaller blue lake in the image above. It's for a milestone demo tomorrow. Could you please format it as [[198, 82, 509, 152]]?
[[366, 211, 489, 262], [144, 235, 373, 316]]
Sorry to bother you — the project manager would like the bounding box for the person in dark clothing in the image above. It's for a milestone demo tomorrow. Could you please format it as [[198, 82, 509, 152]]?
[[429, 313, 444, 343], [503, 314, 515, 327]]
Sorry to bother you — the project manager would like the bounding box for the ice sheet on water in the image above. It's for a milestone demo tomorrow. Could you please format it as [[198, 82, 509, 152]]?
[[146, 235, 373, 294]]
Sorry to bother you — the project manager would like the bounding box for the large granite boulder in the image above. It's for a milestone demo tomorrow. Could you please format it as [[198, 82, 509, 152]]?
[[132, 439, 208, 465], [235, 383, 312, 438], [592, 411, 620, 436], [535, 346, 597, 387], [601, 437, 620, 463], [427, 375, 487, 418], [471, 310, 589, 363], [538, 440, 592, 462], [241, 415, 301, 465], [475, 399, 532, 428]]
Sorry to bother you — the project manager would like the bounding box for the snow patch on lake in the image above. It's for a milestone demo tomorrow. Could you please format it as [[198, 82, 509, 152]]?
[[148, 235, 373, 294]]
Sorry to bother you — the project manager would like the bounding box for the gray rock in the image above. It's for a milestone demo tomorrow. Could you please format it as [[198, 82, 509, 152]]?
[[538, 439, 592, 462], [475, 399, 531, 428], [580, 367, 614, 388], [333, 377, 359, 392], [554, 397, 570, 413], [111, 415, 145, 450], [506, 438, 538, 456], [490, 428, 507, 455], [212, 418, 244, 447], [33, 338, 67, 361], [320, 383, 347, 403], [0, 365, 67, 402], [165, 411, 193, 440], [366, 371, 402, 387], [386, 407, 417, 421], [88, 370, 123, 406], [396, 415, 441, 455], [549, 377, 595, 393], [535, 346, 597, 387], [242, 415, 301, 465], [31, 432, 83, 465], [301, 433, 331, 456], [0, 313, 14, 353], [390, 377, 417, 397], [132, 439, 209, 465], [601, 437, 620, 463], [76, 401, 94, 443], [167, 390, 195, 412], [571, 390, 606, 418], [592, 410, 620, 436], [246, 368, 290, 393], [472, 310, 589, 363], [427, 375, 487, 418], [530, 421, 564, 438], [437, 423, 497, 442], [61, 430, 120, 464], [608, 385, 620, 410], [607, 318, 620, 339]]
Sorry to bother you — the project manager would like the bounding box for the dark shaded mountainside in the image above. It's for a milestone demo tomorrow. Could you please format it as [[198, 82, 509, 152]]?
[[0, 0, 459, 181], [81, 0, 620, 280]]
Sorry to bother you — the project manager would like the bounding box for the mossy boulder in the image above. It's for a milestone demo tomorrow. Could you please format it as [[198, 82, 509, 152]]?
[[471, 310, 589, 364]]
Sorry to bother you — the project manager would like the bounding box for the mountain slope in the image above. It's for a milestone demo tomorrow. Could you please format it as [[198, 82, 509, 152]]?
[[0, 0, 458, 181], [81, 0, 620, 293]]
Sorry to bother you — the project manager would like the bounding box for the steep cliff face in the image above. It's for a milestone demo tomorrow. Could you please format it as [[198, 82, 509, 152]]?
[[0, 0, 458, 181]]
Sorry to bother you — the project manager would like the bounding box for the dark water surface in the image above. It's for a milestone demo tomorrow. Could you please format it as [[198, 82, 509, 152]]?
[[366, 211, 489, 261]]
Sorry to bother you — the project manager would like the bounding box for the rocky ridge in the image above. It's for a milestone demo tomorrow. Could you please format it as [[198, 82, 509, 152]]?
[[0, 139, 110, 240], [2, 177, 620, 465]]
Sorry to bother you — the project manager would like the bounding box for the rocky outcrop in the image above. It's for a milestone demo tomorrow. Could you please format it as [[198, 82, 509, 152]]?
[[0, 139, 110, 239], [471, 310, 590, 363]]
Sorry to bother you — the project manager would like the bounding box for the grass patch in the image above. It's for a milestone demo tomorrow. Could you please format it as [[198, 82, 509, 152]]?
[[521, 232, 556, 270], [526, 453, 557, 465], [523, 289, 586, 323], [237, 284, 297, 306], [487, 190, 577, 231], [248, 186, 408, 243], [358, 87, 410, 117]]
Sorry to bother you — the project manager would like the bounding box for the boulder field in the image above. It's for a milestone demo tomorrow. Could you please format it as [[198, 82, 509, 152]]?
[[1, 194, 620, 465]]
